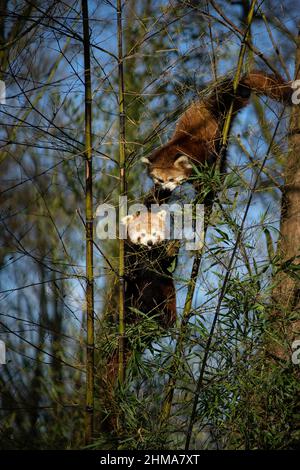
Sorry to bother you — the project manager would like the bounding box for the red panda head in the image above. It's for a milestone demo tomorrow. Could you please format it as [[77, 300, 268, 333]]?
[[141, 145, 193, 191], [121, 210, 168, 247]]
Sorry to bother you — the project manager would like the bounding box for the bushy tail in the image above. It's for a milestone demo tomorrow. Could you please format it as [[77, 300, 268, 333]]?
[[242, 70, 292, 103]]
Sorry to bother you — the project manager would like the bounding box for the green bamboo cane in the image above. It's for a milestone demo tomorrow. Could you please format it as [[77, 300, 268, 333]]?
[[159, 0, 258, 432], [82, 0, 94, 445], [117, 0, 126, 387], [220, 0, 257, 148], [185, 0, 258, 449]]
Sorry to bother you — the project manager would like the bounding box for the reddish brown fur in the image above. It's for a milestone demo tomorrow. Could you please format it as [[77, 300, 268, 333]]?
[[125, 266, 177, 328], [144, 71, 292, 189], [125, 238, 178, 329], [101, 237, 178, 433]]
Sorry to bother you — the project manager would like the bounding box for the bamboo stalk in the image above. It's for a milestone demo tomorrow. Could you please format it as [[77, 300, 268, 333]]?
[[185, 110, 285, 451], [159, 0, 258, 436], [159, 210, 210, 426], [185, 1, 258, 449], [117, 0, 126, 386], [220, 0, 257, 149], [82, 0, 94, 445]]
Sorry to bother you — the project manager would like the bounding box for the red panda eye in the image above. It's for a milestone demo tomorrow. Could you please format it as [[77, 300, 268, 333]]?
[[169, 178, 174, 182]]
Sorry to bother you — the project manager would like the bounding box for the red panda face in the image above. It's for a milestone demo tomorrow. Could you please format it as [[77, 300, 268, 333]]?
[[122, 210, 167, 247], [141, 154, 193, 191]]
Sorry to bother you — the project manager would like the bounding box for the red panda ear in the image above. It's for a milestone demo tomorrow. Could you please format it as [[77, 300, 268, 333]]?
[[141, 156, 150, 165], [174, 155, 193, 169]]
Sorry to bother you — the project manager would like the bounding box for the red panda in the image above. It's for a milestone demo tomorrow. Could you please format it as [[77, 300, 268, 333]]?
[[101, 210, 178, 433], [142, 71, 292, 192], [121, 210, 178, 329]]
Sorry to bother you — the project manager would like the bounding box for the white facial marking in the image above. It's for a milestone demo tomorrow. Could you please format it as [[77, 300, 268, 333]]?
[[161, 181, 178, 191], [150, 168, 188, 190]]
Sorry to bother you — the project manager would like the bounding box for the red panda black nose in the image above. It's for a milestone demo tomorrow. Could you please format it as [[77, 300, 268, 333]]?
[[147, 240, 153, 247]]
